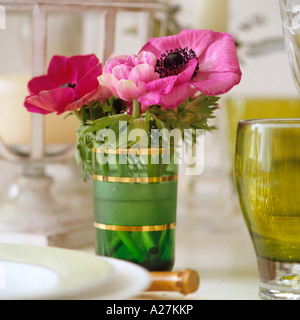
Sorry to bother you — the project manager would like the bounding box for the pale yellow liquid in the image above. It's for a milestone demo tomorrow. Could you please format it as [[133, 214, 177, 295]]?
[[235, 121, 300, 262]]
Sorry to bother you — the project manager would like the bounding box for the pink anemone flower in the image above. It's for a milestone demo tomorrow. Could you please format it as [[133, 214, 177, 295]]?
[[98, 51, 159, 106], [139, 29, 242, 108], [24, 54, 111, 115]]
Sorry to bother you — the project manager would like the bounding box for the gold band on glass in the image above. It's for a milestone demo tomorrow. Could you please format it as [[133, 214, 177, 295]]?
[[92, 147, 172, 155], [93, 174, 178, 183], [94, 222, 176, 232]]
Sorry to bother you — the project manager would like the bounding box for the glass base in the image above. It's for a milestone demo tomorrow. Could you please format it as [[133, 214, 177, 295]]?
[[258, 257, 300, 300]]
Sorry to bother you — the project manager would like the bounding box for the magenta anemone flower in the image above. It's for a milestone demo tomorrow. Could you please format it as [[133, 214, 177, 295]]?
[[98, 51, 159, 103], [24, 54, 111, 115], [139, 29, 242, 108]]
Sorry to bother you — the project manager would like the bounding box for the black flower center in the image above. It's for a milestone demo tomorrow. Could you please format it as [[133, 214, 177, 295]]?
[[163, 52, 184, 70], [156, 47, 199, 78], [60, 83, 76, 88]]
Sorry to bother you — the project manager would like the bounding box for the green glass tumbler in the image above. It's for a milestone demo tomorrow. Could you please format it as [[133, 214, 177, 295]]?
[[92, 148, 178, 271], [235, 119, 300, 299]]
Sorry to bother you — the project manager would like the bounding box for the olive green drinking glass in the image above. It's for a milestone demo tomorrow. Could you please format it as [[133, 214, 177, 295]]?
[[235, 119, 300, 300]]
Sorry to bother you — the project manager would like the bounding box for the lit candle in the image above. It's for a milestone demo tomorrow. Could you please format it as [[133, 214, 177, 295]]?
[[193, 0, 228, 32], [0, 74, 78, 145], [0, 74, 31, 145]]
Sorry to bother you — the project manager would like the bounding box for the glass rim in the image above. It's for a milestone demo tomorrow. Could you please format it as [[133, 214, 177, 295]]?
[[238, 118, 300, 127], [279, 0, 299, 11], [279, 0, 286, 10]]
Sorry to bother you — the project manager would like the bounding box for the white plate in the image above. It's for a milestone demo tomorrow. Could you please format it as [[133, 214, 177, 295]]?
[[0, 243, 151, 300], [94, 257, 151, 300]]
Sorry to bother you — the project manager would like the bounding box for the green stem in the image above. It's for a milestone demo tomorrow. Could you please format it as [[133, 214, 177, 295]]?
[[141, 232, 157, 251], [161, 230, 174, 260], [107, 235, 122, 256], [72, 110, 82, 124], [116, 155, 127, 177], [99, 163, 109, 176], [116, 231, 144, 262], [132, 99, 141, 119], [158, 229, 167, 248]]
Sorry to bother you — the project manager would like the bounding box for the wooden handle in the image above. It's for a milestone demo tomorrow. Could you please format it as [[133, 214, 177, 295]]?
[[147, 269, 200, 295]]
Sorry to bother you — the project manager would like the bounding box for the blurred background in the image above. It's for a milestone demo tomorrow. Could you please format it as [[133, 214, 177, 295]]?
[[0, 0, 298, 245]]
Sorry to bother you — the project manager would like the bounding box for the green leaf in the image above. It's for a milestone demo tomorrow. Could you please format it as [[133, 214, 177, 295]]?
[[74, 94, 220, 180], [84, 114, 132, 133], [147, 94, 219, 136]]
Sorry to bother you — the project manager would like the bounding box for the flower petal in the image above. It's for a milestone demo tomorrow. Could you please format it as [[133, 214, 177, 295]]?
[[126, 55, 139, 67], [143, 29, 231, 61], [74, 62, 102, 99], [66, 85, 112, 111], [139, 83, 190, 108], [192, 71, 242, 96], [158, 83, 191, 108], [136, 51, 157, 66], [70, 54, 99, 80], [138, 91, 161, 106], [129, 64, 159, 84], [140, 103, 151, 113], [103, 55, 128, 73], [25, 87, 75, 114], [196, 33, 241, 74], [174, 58, 198, 85], [177, 29, 224, 58], [47, 55, 77, 87], [27, 75, 56, 95], [191, 33, 241, 95], [116, 79, 146, 101], [24, 97, 53, 115], [112, 64, 132, 80], [140, 34, 182, 58], [98, 73, 119, 96], [145, 76, 177, 94]]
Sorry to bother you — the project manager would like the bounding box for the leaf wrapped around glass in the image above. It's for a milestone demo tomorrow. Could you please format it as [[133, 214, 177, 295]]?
[[92, 147, 178, 271]]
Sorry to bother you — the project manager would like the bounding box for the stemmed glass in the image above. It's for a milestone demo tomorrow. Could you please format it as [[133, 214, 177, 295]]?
[[233, 1, 300, 299], [235, 119, 300, 300], [280, 0, 300, 92]]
